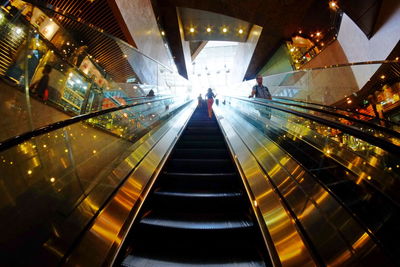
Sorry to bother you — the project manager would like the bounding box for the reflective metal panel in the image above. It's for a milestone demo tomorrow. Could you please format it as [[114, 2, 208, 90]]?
[[64, 103, 196, 266], [215, 108, 316, 267], [215, 104, 394, 266]]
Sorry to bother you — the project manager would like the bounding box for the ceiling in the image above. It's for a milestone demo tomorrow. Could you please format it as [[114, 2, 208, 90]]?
[[27, 0, 383, 82], [179, 7, 252, 42], [152, 0, 383, 80]]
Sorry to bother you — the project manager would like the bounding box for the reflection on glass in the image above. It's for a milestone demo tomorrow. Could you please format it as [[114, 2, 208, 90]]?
[[0, 0, 190, 142]]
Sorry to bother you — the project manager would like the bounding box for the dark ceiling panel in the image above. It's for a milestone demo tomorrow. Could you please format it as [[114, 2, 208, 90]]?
[[341, 0, 382, 38]]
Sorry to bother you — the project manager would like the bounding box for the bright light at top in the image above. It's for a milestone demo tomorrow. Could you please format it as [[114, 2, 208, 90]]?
[[190, 41, 239, 97], [329, 1, 338, 9]]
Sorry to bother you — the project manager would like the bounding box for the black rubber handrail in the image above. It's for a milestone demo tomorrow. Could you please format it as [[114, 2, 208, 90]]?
[[0, 97, 174, 152], [274, 96, 400, 127], [269, 99, 400, 139], [229, 96, 400, 155]]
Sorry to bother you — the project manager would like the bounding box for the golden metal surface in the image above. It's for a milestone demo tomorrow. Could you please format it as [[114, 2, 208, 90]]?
[[63, 103, 196, 266], [214, 107, 316, 267], [216, 103, 394, 266]]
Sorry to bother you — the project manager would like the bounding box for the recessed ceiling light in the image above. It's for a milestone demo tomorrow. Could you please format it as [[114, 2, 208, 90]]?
[[190, 27, 195, 33], [329, 1, 337, 9], [206, 27, 211, 32], [238, 29, 243, 34], [222, 28, 227, 33]]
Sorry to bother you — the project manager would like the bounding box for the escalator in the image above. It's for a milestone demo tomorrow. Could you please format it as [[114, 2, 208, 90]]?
[[260, 121, 400, 262], [116, 105, 272, 266], [218, 96, 400, 265]]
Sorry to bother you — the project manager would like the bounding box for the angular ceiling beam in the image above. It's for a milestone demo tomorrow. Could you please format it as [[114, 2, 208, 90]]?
[[191, 41, 208, 61]]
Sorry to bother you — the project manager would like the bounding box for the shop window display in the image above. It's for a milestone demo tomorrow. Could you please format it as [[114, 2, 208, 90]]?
[[61, 71, 90, 112]]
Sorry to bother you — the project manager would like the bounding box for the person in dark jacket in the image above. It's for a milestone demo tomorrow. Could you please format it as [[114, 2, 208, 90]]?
[[31, 64, 52, 101]]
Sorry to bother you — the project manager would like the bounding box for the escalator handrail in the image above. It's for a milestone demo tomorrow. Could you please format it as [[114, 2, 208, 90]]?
[[273, 96, 400, 127], [269, 98, 400, 139], [0, 96, 175, 152], [228, 96, 400, 155]]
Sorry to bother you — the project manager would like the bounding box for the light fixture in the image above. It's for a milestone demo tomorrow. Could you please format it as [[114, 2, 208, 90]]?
[[206, 27, 211, 32], [396, 57, 399, 61], [316, 32, 321, 37], [329, 1, 338, 9], [238, 29, 243, 34], [321, 43, 325, 46], [290, 48, 295, 52], [190, 27, 195, 33], [380, 75, 385, 79], [310, 33, 314, 37], [50, 177, 56, 183], [222, 27, 227, 33], [14, 27, 22, 35], [298, 30, 302, 34]]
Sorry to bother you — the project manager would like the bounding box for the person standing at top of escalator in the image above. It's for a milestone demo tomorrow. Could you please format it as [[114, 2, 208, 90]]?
[[249, 74, 272, 119], [249, 74, 272, 100], [205, 88, 216, 118]]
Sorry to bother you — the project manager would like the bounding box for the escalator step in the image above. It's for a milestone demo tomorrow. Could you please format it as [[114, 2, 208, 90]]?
[[122, 255, 266, 267], [180, 134, 224, 142], [172, 148, 229, 159], [139, 211, 254, 230], [175, 140, 226, 149], [158, 172, 240, 191], [185, 127, 220, 134], [166, 158, 233, 172], [153, 189, 242, 198], [151, 188, 245, 212]]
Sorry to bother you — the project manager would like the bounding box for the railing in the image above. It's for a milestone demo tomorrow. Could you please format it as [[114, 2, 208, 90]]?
[[0, 95, 192, 265], [227, 61, 400, 131], [0, 0, 191, 143], [216, 97, 399, 265]]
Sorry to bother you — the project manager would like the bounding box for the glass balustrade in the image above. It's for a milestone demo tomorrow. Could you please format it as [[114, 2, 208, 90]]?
[[0, 0, 191, 142]]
